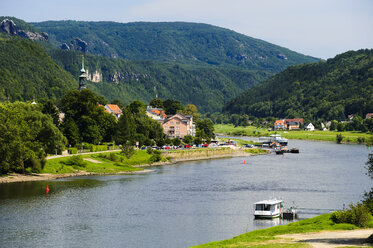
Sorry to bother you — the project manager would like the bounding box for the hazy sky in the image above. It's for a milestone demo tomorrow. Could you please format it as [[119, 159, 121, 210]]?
[[2, 0, 372, 59]]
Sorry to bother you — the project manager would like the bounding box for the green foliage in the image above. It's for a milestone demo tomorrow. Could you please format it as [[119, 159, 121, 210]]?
[[149, 153, 162, 163], [224, 50, 373, 121], [0, 36, 77, 102], [68, 147, 78, 154], [32, 21, 317, 70], [121, 145, 135, 159], [61, 155, 87, 168], [60, 89, 117, 145], [163, 99, 184, 115], [0, 102, 66, 174], [366, 154, 373, 180], [336, 133, 344, 144], [330, 203, 372, 227], [172, 138, 181, 146], [183, 135, 193, 145], [90, 145, 107, 152], [196, 119, 215, 140], [149, 98, 164, 108]]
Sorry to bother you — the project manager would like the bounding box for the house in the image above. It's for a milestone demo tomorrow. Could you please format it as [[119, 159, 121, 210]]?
[[146, 106, 167, 121], [284, 118, 304, 130], [162, 113, 195, 138], [305, 123, 315, 131], [274, 120, 287, 130], [366, 113, 373, 119], [105, 104, 122, 119]]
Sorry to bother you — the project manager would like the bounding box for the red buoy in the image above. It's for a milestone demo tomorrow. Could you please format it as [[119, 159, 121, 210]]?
[[46, 185, 50, 195]]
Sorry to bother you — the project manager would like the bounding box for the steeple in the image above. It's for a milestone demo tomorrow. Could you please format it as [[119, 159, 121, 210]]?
[[78, 55, 87, 91]]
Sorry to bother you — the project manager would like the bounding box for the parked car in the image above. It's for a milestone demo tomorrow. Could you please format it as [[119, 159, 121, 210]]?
[[184, 144, 192, 148], [202, 143, 209, 147], [163, 145, 171, 150], [244, 144, 255, 148]]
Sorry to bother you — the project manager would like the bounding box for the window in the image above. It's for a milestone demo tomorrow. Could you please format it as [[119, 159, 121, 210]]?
[[176, 122, 180, 125], [176, 126, 180, 130], [164, 126, 168, 129], [170, 121, 174, 125], [176, 131, 180, 134]]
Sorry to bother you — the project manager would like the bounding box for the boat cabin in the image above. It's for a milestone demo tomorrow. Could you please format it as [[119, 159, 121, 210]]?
[[253, 199, 283, 219]]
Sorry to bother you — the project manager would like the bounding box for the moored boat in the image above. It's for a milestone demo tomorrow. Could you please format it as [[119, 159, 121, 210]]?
[[253, 199, 283, 219]]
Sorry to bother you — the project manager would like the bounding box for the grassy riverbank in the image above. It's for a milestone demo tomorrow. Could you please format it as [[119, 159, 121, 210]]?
[[215, 124, 373, 144], [1, 147, 265, 183], [192, 213, 373, 248]]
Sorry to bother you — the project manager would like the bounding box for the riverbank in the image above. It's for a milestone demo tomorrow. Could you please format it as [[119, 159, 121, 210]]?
[[0, 147, 265, 184], [215, 124, 373, 145], [192, 213, 373, 248]]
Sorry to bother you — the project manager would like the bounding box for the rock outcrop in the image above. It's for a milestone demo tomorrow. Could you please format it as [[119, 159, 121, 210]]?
[[0, 19, 48, 41], [60, 38, 88, 53]]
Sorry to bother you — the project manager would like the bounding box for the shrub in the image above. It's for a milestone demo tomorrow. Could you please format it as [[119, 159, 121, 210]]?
[[330, 202, 371, 227], [357, 137, 366, 144], [336, 133, 344, 144], [90, 145, 107, 152], [149, 153, 162, 163], [147, 147, 154, 154], [61, 155, 87, 169], [121, 145, 135, 159], [68, 147, 78, 154]]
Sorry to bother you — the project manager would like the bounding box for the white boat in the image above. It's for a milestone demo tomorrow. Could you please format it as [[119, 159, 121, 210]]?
[[253, 199, 283, 219], [259, 135, 288, 146]]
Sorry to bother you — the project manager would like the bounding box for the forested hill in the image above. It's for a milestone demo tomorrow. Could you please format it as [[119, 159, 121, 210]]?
[[31, 21, 318, 71], [50, 49, 270, 113], [224, 49, 373, 120], [0, 35, 77, 101]]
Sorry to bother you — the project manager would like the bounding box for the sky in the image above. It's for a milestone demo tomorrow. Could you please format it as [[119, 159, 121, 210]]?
[[1, 0, 372, 59]]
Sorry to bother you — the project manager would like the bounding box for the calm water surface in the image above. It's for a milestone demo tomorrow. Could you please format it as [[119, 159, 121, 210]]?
[[0, 139, 371, 248]]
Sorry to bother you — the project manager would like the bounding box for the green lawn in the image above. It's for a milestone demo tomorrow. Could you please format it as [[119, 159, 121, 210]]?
[[42, 150, 155, 174], [215, 124, 373, 144], [191, 213, 372, 248]]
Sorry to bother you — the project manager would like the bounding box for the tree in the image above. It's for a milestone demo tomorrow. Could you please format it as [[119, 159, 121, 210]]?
[[0, 102, 66, 174], [172, 138, 181, 146], [182, 104, 199, 121], [115, 108, 136, 145], [363, 154, 373, 214], [196, 119, 215, 140], [183, 135, 193, 145], [60, 89, 113, 145], [128, 100, 146, 115], [163, 99, 184, 115], [149, 98, 164, 109]]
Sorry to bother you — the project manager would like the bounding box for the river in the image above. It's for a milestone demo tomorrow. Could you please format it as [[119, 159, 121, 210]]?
[[0, 139, 371, 248]]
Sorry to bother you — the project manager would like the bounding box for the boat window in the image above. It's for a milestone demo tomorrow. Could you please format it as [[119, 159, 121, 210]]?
[[255, 204, 264, 210]]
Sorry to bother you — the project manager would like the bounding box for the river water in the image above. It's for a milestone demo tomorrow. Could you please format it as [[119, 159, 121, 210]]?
[[0, 139, 371, 248]]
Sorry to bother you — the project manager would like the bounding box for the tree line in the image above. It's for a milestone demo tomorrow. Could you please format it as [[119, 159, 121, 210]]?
[[0, 90, 215, 174]]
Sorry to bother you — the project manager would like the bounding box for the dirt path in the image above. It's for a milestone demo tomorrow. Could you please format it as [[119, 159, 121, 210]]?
[[278, 229, 373, 247]]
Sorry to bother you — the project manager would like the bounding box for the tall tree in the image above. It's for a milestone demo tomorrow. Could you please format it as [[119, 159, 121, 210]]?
[[163, 99, 184, 115], [149, 98, 164, 109]]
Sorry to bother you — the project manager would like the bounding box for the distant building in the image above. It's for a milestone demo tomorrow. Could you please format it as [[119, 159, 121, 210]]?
[[304, 123, 315, 131], [284, 118, 303, 130], [104, 104, 122, 119], [146, 106, 167, 121], [274, 120, 287, 130], [162, 113, 195, 138], [274, 118, 303, 130]]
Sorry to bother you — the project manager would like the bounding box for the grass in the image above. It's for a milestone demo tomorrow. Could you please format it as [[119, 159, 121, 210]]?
[[191, 213, 365, 248], [42, 150, 156, 174], [215, 124, 373, 144]]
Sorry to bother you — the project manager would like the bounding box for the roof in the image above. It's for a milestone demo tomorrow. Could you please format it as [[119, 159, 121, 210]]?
[[148, 109, 167, 119], [106, 104, 122, 114], [285, 118, 304, 124], [274, 120, 285, 124], [254, 199, 283, 205]]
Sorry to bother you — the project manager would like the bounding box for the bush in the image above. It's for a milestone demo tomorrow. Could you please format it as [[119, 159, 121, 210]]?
[[90, 145, 107, 152], [357, 137, 366, 144], [147, 147, 154, 154], [61, 155, 87, 169], [68, 147, 78, 154], [330, 202, 371, 227], [149, 153, 162, 163], [336, 133, 344, 144], [121, 145, 135, 159]]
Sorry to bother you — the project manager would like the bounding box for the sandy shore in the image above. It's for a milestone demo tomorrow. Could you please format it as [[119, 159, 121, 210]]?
[[0, 149, 256, 184]]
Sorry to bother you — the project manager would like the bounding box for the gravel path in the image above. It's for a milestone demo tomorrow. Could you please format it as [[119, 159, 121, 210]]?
[[278, 229, 373, 247]]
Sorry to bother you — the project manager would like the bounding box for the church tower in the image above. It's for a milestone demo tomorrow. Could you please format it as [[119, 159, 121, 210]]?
[[78, 55, 87, 91]]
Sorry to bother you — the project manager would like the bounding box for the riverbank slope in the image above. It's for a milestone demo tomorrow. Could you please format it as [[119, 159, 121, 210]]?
[[191, 213, 373, 248]]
